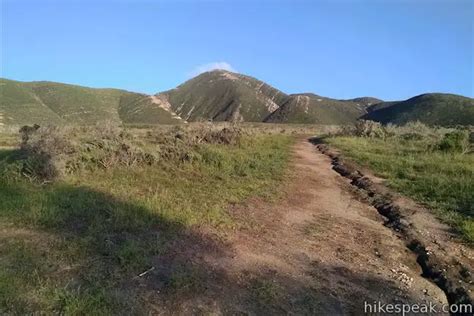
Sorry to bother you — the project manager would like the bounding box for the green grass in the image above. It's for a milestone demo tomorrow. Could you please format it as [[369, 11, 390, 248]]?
[[249, 278, 282, 305], [327, 136, 474, 242], [0, 133, 293, 314]]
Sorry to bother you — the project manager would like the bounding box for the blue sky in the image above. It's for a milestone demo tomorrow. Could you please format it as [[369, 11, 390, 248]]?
[[1, 0, 472, 100]]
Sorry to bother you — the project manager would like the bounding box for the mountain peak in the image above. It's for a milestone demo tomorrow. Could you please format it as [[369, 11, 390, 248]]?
[[207, 69, 233, 74], [158, 70, 287, 122]]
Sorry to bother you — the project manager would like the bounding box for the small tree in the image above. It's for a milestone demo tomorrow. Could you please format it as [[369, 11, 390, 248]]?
[[19, 124, 40, 146]]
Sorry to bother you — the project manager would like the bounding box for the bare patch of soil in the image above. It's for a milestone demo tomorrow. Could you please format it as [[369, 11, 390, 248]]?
[[149, 95, 183, 120]]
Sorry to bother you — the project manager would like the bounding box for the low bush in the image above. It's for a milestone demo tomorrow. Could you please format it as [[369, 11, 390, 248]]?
[[353, 120, 387, 138], [332, 121, 473, 155], [19, 125, 157, 181], [437, 129, 470, 154], [17, 124, 245, 181], [20, 126, 76, 180], [398, 121, 434, 136], [334, 120, 387, 138]]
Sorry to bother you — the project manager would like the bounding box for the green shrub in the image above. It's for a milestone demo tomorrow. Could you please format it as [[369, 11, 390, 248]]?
[[20, 126, 76, 180], [400, 133, 425, 141], [334, 120, 387, 138], [17, 124, 246, 181], [19, 125, 160, 181], [353, 120, 387, 138], [400, 121, 433, 136], [437, 130, 470, 153]]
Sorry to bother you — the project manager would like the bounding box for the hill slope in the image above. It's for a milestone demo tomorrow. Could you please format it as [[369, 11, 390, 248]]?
[[29, 81, 124, 124], [346, 97, 383, 107], [0, 78, 65, 126], [265, 93, 368, 124], [159, 70, 288, 122], [0, 78, 182, 126], [118, 94, 183, 125], [363, 93, 474, 126], [2, 75, 472, 127]]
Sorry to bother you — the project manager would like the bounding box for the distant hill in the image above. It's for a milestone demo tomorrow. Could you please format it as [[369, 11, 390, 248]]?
[[0, 78, 182, 126], [346, 97, 383, 107], [362, 93, 474, 126], [264, 93, 368, 124], [1, 74, 472, 127], [365, 101, 399, 113], [0, 78, 65, 126], [159, 70, 288, 122]]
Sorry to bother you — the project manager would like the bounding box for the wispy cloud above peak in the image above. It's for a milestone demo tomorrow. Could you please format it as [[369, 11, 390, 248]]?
[[188, 62, 236, 78]]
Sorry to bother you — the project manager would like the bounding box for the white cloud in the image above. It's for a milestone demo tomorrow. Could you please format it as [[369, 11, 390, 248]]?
[[188, 62, 236, 78]]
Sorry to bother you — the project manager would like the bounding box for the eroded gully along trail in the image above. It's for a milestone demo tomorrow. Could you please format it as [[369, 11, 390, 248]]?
[[149, 138, 465, 315]]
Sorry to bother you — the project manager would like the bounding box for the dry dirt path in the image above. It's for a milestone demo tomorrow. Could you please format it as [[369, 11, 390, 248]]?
[[148, 139, 450, 315]]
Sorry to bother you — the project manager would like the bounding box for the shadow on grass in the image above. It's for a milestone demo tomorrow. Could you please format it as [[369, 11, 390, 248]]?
[[308, 135, 330, 146], [0, 178, 230, 314], [0, 148, 22, 161], [0, 160, 437, 314]]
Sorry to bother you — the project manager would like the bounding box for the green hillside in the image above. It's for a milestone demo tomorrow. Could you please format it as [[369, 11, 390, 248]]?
[[0, 78, 64, 126], [346, 97, 383, 107], [118, 93, 183, 125], [2, 75, 472, 127], [29, 81, 124, 124], [0, 78, 182, 126], [363, 93, 474, 126], [161, 70, 288, 122], [264, 93, 368, 124], [365, 101, 399, 112]]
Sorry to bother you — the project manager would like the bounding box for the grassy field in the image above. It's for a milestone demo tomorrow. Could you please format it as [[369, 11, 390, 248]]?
[[0, 125, 294, 314], [327, 130, 474, 242]]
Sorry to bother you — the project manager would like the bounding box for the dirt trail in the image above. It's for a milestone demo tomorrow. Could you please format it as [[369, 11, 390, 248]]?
[[147, 139, 454, 315]]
